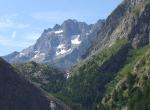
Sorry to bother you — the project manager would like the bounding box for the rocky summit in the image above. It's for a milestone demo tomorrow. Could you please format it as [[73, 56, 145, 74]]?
[[3, 19, 104, 69], [91, 0, 150, 54]]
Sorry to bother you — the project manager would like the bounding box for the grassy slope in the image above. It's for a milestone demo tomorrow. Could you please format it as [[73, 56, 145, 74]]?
[[106, 46, 150, 94], [13, 62, 66, 93], [56, 39, 128, 110], [101, 46, 150, 110], [58, 1, 150, 109]]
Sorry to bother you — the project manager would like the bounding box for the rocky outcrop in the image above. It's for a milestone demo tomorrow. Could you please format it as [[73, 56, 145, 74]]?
[[128, 3, 150, 48], [3, 19, 105, 70], [91, 0, 150, 54], [98, 43, 131, 74]]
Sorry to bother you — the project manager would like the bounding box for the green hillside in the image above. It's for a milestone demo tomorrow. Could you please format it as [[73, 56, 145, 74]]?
[[56, 39, 129, 110], [13, 62, 66, 93]]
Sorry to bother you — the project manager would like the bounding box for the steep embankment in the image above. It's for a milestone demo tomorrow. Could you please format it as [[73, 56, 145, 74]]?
[[56, 39, 130, 110], [101, 46, 150, 110], [0, 58, 51, 110], [12, 61, 73, 110], [91, 0, 150, 54], [56, 0, 150, 110]]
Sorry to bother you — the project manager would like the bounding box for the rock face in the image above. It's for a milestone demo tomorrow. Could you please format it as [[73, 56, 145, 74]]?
[[128, 3, 150, 48], [3, 19, 104, 69], [91, 0, 150, 54], [54, 0, 150, 109], [0, 58, 51, 110]]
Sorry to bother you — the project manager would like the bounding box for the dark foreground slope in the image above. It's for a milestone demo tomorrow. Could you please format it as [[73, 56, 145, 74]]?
[[0, 58, 71, 110], [0, 58, 51, 110]]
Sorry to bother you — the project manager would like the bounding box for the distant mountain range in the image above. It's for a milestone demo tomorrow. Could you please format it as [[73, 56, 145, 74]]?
[[3, 19, 105, 69]]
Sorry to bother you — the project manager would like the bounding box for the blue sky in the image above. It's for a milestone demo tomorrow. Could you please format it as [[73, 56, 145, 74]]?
[[0, 0, 123, 56]]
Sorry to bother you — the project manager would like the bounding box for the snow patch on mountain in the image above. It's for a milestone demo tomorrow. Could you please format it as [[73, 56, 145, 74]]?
[[3, 19, 105, 69], [34, 51, 39, 53], [57, 44, 65, 49], [54, 30, 63, 34], [32, 52, 46, 59], [56, 48, 71, 56], [71, 35, 81, 45], [19, 52, 26, 57], [86, 33, 90, 36]]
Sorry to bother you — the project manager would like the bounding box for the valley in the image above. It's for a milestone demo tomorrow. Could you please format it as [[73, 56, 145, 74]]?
[[0, 0, 150, 110]]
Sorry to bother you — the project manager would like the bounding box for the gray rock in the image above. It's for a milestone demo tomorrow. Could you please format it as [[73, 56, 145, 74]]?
[[3, 19, 105, 70], [90, 0, 150, 55]]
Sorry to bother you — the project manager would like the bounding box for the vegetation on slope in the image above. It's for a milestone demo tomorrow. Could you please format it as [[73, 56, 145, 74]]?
[[56, 39, 128, 110], [106, 46, 150, 94], [100, 46, 150, 110], [132, 0, 150, 16], [13, 62, 66, 93]]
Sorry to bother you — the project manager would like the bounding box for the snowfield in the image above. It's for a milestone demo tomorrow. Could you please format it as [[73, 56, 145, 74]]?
[[54, 30, 63, 34], [71, 35, 81, 45]]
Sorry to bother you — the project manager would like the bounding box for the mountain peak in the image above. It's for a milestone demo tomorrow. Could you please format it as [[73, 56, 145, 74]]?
[[124, 0, 148, 7], [53, 24, 61, 30], [63, 19, 78, 23], [3, 19, 105, 69]]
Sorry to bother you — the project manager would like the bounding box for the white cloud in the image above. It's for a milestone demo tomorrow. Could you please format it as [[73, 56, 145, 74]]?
[[0, 14, 30, 29], [11, 31, 17, 39]]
